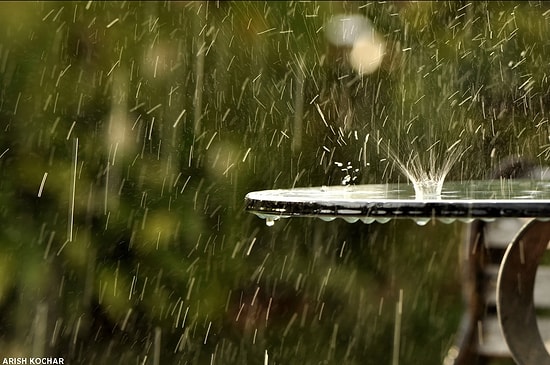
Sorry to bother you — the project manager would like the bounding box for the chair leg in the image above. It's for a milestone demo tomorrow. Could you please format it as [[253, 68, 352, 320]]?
[[443, 313, 481, 365], [444, 221, 489, 365], [497, 219, 550, 365]]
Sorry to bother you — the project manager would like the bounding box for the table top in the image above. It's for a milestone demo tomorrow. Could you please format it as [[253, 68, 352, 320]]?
[[245, 179, 550, 225]]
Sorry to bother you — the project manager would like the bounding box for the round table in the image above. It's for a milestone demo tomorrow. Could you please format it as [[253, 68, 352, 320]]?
[[245, 180, 550, 365]]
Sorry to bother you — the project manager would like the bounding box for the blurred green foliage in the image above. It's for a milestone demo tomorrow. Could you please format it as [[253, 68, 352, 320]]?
[[0, 1, 548, 364]]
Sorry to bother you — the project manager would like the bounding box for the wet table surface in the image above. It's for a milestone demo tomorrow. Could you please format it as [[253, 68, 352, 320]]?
[[245, 179, 550, 365], [245, 179, 550, 224]]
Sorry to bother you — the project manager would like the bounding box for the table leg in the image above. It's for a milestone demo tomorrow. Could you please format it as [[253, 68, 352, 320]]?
[[497, 219, 550, 365]]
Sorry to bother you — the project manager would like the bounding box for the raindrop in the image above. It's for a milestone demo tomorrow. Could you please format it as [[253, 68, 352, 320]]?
[[343, 217, 360, 223], [361, 217, 376, 224], [414, 218, 431, 226]]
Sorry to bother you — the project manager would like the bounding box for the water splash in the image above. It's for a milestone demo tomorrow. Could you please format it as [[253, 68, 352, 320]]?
[[379, 137, 469, 200], [412, 179, 444, 201], [335, 161, 360, 186]]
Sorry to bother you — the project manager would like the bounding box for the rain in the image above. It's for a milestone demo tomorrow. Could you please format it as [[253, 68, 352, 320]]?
[[0, 1, 548, 364]]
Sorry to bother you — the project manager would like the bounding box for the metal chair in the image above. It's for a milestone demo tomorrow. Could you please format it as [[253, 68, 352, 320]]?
[[444, 157, 550, 365]]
